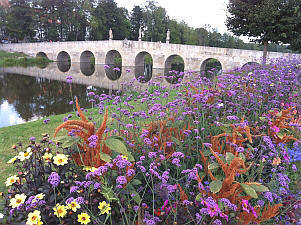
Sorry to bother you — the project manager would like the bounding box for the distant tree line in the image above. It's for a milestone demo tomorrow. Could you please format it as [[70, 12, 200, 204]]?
[[0, 0, 299, 53]]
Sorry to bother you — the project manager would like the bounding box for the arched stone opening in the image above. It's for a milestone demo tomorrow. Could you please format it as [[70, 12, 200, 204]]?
[[36, 52, 48, 59], [57, 51, 71, 72], [80, 51, 95, 76], [164, 55, 185, 84], [241, 62, 260, 70], [105, 50, 122, 80], [135, 51, 153, 83], [201, 58, 222, 78]]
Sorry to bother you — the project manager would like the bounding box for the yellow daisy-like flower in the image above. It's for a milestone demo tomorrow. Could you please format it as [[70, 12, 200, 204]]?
[[9, 193, 27, 208], [272, 157, 281, 166], [5, 175, 19, 186], [121, 155, 128, 160], [7, 156, 18, 164], [98, 201, 111, 215], [67, 201, 81, 212], [83, 166, 97, 172], [53, 204, 67, 218], [42, 153, 53, 162], [53, 154, 68, 166], [18, 148, 32, 161], [35, 193, 45, 200], [77, 212, 91, 225], [26, 210, 41, 225]]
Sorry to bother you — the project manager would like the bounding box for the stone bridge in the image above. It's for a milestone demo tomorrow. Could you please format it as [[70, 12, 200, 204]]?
[[0, 40, 297, 73]]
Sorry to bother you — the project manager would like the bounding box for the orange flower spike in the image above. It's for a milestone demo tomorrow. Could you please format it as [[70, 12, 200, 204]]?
[[244, 126, 253, 144], [209, 147, 227, 173], [54, 120, 94, 137], [75, 97, 88, 122], [177, 184, 188, 202], [96, 108, 108, 145]]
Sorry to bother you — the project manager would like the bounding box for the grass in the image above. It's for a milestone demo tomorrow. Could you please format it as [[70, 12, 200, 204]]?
[[0, 50, 52, 67]]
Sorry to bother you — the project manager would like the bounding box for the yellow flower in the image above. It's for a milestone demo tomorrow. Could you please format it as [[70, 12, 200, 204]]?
[[42, 153, 53, 162], [67, 201, 81, 212], [77, 212, 91, 224], [5, 175, 19, 186], [121, 155, 128, 160], [272, 157, 281, 166], [9, 193, 27, 208], [18, 148, 32, 161], [53, 204, 67, 218], [83, 166, 97, 172], [7, 156, 18, 164], [98, 201, 111, 215], [53, 154, 68, 166], [26, 210, 41, 225]]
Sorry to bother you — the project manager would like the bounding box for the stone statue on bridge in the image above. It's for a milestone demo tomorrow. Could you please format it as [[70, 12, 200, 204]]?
[[166, 29, 170, 44], [109, 28, 113, 40], [138, 27, 142, 41]]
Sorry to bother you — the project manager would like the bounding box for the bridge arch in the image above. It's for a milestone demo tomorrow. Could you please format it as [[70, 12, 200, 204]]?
[[164, 54, 185, 84], [135, 51, 153, 83], [57, 51, 71, 72], [241, 62, 260, 70], [201, 58, 222, 77], [36, 52, 48, 59], [80, 51, 95, 76], [105, 50, 122, 80]]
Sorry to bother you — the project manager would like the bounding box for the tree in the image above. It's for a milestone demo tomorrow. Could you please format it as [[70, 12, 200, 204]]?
[[130, 6, 144, 40], [6, 0, 35, 41], [226, 0, 301, 63]]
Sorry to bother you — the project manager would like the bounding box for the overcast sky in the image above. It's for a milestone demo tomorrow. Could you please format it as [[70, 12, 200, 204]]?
[[116, 0, 229, 33]]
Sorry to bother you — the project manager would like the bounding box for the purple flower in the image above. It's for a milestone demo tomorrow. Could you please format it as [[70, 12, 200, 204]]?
[[127, 169, 135, 177], [94, 182, 101, 190], [66, 75, 72, 84], [29, 136, 36, 142], [75, 197, 84, 204], [104, 64, 110, 69], [172, 152, 184, 158], [48, 172, 60, 187], [113, 67, 121, 71], [43, 118, 50, 124], [70, 186, 79, 193], [66, 197, 75, 204], [116, 176, 127, 185], [171, 158, 181, 167], [263, 192, 273, 203]]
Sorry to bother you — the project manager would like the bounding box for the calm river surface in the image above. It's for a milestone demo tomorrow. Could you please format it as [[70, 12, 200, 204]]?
[[0, 62, 159, 128]]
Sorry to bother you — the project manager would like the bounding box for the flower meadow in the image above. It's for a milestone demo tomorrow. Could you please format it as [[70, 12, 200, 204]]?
[[1, 57, 301, 225]]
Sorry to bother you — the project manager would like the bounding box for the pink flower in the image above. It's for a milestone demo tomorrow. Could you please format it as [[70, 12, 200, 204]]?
[[242, 199, 250, 213], [271, 125, 280, 133]]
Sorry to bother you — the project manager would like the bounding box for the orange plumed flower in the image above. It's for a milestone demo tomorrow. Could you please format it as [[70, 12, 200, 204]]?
[[272, 157, 281, 166]]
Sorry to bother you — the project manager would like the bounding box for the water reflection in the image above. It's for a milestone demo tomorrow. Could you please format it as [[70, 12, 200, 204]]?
[[0, 62, 196, 128]]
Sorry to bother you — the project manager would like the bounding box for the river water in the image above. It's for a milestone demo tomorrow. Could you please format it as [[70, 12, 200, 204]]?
[[0, 62, 188, 128]]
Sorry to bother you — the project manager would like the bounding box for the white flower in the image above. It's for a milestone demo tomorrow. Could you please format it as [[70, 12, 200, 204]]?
[[0, 213, 4, 219], [217, 103, 224, 107]]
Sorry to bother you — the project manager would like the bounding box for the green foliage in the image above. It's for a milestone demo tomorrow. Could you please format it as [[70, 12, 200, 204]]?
[[226, 0, 301, 57]]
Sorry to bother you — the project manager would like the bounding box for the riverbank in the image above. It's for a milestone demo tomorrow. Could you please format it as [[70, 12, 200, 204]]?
[[0, 50, 52, 67]]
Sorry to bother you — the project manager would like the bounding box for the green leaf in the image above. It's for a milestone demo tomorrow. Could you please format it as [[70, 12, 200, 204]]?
[[131, 179, 142, 186], [127, 152, 135, 162], [102, 186, 117, 201], [99, 152, 112, 163], [259, 117, 266, 121], [210, 180, 223, 193], [215, 174, 225, 181], [130, 190, 141, 204], [226, 152, 235, 164], [203, 150, 211, 157], [239, 152, 246, 162], [171, 136, 181, 145], [276, 132, 284, 139], [105, 136, 128, 156], [54, 135, 80, 148], [208, 162, 220, 170], [249, 183, 269, 192], [240, 183, 258, 198], [195, 193, 202, 201]]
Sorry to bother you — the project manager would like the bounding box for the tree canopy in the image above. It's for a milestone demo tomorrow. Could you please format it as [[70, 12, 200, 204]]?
[[226, 0, 301, 61], [0, 0, 298, 54]]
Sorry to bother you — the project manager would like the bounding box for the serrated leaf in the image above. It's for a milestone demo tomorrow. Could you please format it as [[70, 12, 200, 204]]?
[[240, 183, 258, 198], [54, 135, 80, 148], [210, 180, 223, 193], [171, 137, 181, 145], [249, 183, 269, 192], [195, 193, 202, 201], [215, 174, 225, 181], [208, 162, 220, 170], [105, 137, 128, 155], [226, 152, 235, 164], [99, 152, 112, 162]]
